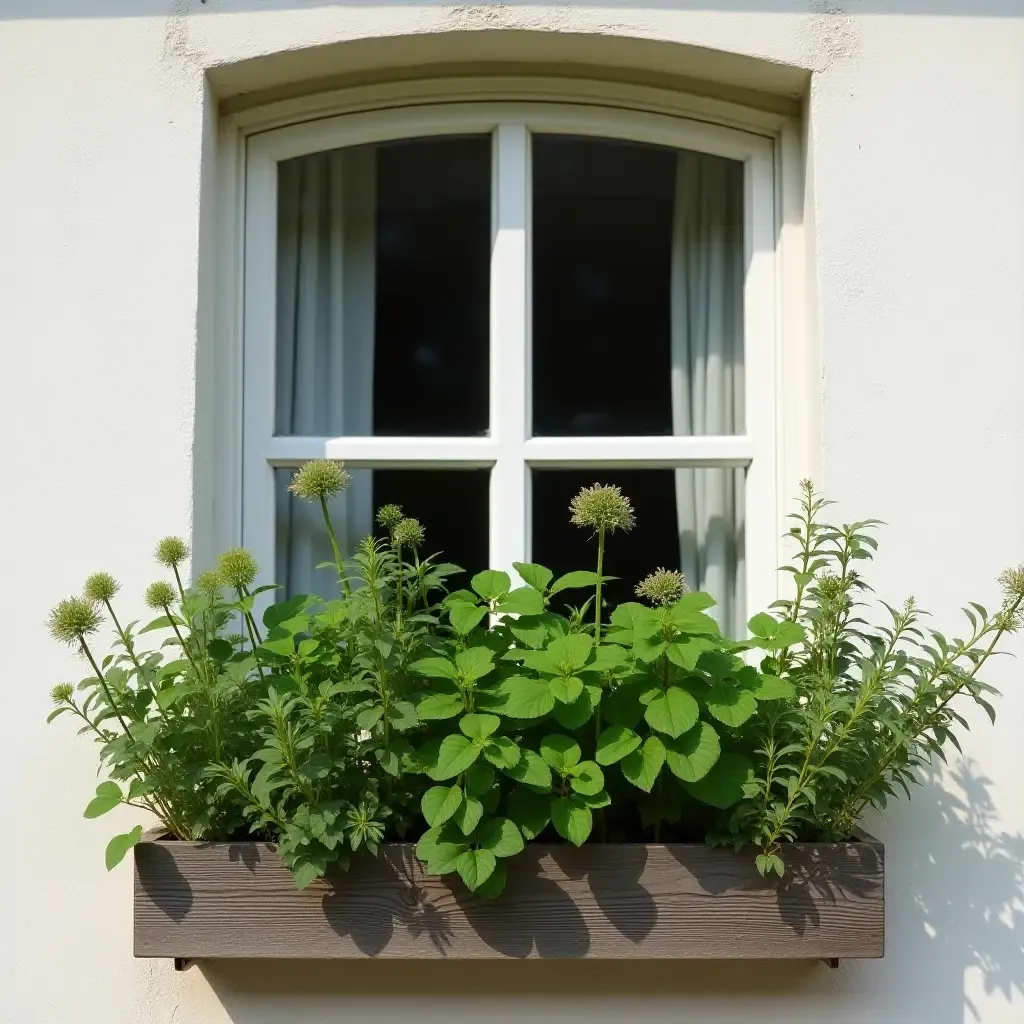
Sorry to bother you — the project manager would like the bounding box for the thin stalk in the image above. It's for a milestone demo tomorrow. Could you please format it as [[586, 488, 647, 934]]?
[[171, 563, 187, 604], [235, 586, 266, 684], [395, 542, 404, 632], [319, 494, 351, 597]]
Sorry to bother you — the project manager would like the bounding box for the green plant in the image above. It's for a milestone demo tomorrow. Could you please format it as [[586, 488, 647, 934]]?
[[47, 465, 1021, 891]]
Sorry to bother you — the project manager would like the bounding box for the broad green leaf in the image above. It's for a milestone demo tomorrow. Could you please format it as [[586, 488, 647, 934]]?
[[674, 592, 718, 612], [495, 587, 545, 617], [356, 705, 384, 731], [479, 817, 525, 858], [633, 635, 669, 663], [747, 614, 806, 650], [261, 636, 295, 658], [595, 725, 641, 766], [581, 789, 611, 809], [84, 781, 123, 819], [455, 647, 495, 683], [509, 612, 569, 649], [685, 752, 755, 809], [747, 612, 779, 638], [475, 858, 508, 899], [664, 721, 721, 782], [292, 858, 327, 890], [551, 795, 593, 846], [602, 681, 646, 729], [428, 734, 481, 781], [449, 602, 487, 635], [610, 602, 661, 638], [589, 644, 629, 674], [621, 735, 666, 793], [459, 713, 500, 741], [421, 785, 463, 827], [428, 840, 468, 875], [520, 649, 560, 675], [507, 786, 552, 839], [105, 825, 143, 871], [471, 570, 511, 602], [540, 734, 582, 772], [551, 685, 600, 730], [443, 589, 479, 607], [644, 686, 699, 738], [453, 794, 484, 835], [547, 634, 594, 672], [706, 681, 757, 728], [747, 674, 796, 701], [569, 760, 604, 796], [549, 570, 600, 596], [464, 763, 496, 796], [550, 675, 584, 705], [457, 848, 497, 890], [504, 749, 552, 790], [513, 561, 554, 593], [665, 607, 721, 636], [499, 676, 555, 719], [482, 736, 521, 770], [410, 657, 459, 681], [416, 692, 465, 720], [666, 637, 718, 672]]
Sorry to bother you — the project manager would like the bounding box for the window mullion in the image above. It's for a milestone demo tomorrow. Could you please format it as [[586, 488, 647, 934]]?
[[489, 123, 530, 577]]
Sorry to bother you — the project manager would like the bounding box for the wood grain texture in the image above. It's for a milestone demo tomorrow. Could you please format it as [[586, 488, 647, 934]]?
[[134, 833, 883, 960]]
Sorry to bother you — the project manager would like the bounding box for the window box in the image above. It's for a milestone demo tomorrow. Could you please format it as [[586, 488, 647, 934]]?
[[134, 829, 883, 962]]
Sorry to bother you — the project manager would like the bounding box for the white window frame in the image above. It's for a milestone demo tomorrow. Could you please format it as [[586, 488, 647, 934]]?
[[212, 86, 813, 626]]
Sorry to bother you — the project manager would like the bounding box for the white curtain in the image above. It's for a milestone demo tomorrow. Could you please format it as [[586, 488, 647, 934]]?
[[671, 150, 746, 636], [275, 147, 376, 597]]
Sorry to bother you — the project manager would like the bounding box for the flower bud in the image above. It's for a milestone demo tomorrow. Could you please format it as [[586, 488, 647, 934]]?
[[83, 572, 119, 603], [48, 597, 102, 646], [288, 460, 351, 501], [156, 536, 190, 569], [569, 483, 635, 534], [145, 581, 176, 610]]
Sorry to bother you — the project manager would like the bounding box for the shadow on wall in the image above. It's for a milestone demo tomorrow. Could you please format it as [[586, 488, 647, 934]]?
[[1, 0, 1022, 18]]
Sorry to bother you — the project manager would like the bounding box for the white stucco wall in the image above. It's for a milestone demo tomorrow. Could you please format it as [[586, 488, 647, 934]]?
[[2, 2, 1023, 1022]]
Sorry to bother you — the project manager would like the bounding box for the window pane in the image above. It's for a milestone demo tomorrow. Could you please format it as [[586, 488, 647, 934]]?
[[532, 135, 744, 437], [276, 136, 490, 438], [531, 468, 744, 635], [275, 467, 488, 598]]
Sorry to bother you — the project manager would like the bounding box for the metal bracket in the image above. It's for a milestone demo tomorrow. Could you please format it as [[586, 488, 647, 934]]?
[[173, 958, 193, 972], [822, 958, 840, 969]]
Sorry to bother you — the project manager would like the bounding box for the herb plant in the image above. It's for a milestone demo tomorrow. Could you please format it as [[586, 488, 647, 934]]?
[[48, 464, 1022, 894]]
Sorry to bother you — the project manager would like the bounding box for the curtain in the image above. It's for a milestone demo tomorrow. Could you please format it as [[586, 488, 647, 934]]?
[[274, 147, 376, 597], [670, 150, 746, 636]]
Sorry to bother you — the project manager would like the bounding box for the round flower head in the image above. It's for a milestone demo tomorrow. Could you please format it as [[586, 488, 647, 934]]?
[[289, 460, 351, 502], [815, 572, 845, 602], [635, 568, 688, 607], [83, 572, 119, 603], [145, 581, 177, 610], [48, 597, 102, 646], [998, 565, 1024, 604], [156, 536, 190, 569], [569, 483, 635, 534], [217, 548, 259, 590], [195, 570, 222, 600], [393, 517, 425, 549], [376, 504, 404, 530], [50, 682, 75, 704]]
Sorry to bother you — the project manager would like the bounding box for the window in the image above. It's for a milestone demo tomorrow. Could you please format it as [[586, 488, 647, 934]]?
[[242, 104, 777, 634]]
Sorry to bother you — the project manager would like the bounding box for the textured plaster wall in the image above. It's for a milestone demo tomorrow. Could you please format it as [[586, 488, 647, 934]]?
[[1, 3, 1023, 1023]]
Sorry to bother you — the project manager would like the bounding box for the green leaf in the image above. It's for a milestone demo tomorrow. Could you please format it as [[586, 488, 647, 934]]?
[[705, 681, 757, 728], [471, 570, 511, 602], [449, 602, 487, 635], [427, 734, 481, 781], [540, 734, 582, 772], [105, 825, 143, 871], [504, 749, 552, 790], [509, 612, 568, 649], [551, 685, 600, 730], [356, 705, 384, 731], [684, 752, 754, 809], [547, 634, 594, 672], [549, 571, 600, 596], [747, 614, 806, 650], [549, 675, 584, 705], [621, 736, 666, 793], [453, 794, 484, 835], [427, 839, 468, 875], [589, 644, 630, 674], [479, 817, 525, 858], [260, 636, 295, 658], [513, 561, 553, 593], [674, 592, 718, 612], [416, 692, 465, 720], [292, 859, 326, 890], [595, 725, 641, 766], [551, 795, 593, 846], [665, 607, 721, 636], [644, 686, 699, 738], [457, 848, 497, 890], [475, 858, 508, 899], [747, 674, 796, 701], [410, 657, 459, 680], [664, 721, 721, 782], [464, 763, 496, 796], [421, 785, 463, 827], [495, 587, 545, 616], [459, 713, 500, 741], [455, 647, 495, 683], [569, 760, 604, 796], [666, 637, 718, 672], [499, 676, 555, 719], [84, 781, 123, 819], [507, 787, 551, 839], [602, 681, 646, 729], [581, 789, 611, 809], [482, 736, 521, 770]]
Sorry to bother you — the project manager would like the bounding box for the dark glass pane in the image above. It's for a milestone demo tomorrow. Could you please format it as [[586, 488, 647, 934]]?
[[531, 136, 745, 437], [275, 136, 490, 438], [532, 468, 744, 633], [276, 467, 488, 599]]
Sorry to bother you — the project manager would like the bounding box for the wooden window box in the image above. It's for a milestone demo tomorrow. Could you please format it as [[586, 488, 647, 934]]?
[[134, 829, 883, 962]]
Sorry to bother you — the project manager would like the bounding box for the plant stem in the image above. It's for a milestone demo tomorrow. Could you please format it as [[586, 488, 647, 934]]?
[[594, 526, 606, 645], [171, 564, 187, 604], [319, 494, 351, 597]]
